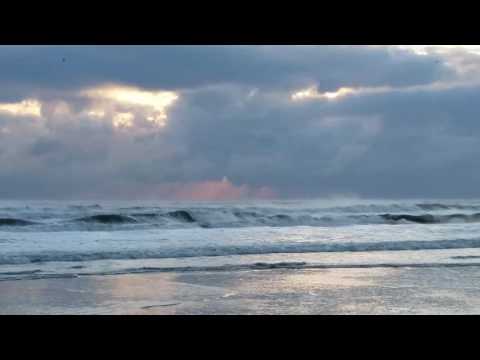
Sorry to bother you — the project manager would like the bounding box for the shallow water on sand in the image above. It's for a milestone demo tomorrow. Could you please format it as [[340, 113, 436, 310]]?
[[2, 266, 480, 314]]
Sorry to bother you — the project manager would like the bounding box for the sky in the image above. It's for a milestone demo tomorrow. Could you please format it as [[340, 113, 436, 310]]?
[[1, 45, 480, 200]]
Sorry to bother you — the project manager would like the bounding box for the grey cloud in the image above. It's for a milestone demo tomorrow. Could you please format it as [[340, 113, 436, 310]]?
[[0, 46, 479, 199], [147, 82, 480, 198], [0, 45, 453, 100], [29, 138, 64, 156]]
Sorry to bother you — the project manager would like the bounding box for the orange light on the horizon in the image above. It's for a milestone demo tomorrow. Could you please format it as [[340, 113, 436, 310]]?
[[167, 177, 276, 201]]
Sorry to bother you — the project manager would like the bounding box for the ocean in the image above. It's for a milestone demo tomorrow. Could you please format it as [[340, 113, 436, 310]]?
[[2, 198, 480, 282]]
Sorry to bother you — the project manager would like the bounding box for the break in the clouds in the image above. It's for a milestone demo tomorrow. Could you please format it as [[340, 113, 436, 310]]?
[[1, 45, 480, 199]]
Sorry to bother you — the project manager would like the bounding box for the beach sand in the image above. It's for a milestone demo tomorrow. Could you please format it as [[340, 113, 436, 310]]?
[[2, 266, 480, 314]]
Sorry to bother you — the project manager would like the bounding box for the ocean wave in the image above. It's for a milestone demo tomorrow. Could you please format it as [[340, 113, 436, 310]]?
[[93, 261, 480, 275], [416, 203, 480, 211], [3, 201, 480, 230], [68, 204, 102, 210], [3, 209, 480, 230], [165, 210, 196, 223], [72, 211, 196, 225], [5, 260, 480, 281], [3, 238, 480, 265], [380, 213, 480, 224], [0, 218, 38, 226], [73, 214, 139, 224]]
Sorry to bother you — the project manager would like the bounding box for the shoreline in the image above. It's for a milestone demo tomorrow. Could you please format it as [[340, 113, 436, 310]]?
[[2, 265, 480, 314]]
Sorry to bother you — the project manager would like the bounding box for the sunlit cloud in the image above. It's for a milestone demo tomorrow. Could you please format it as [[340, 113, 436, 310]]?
[[291, 78, 480, 103], [291, 86, 319, 101], [367, 45, 480, 57], [86, 109, 106, 119], [82, 84, 179, 127], [396, 45, 480, 56], [376, 46, 480, 78], [319, 87, 355, 100], [291, 86, 387, 102], [0, 99, 42, 118], [112, 112, 134, 128]]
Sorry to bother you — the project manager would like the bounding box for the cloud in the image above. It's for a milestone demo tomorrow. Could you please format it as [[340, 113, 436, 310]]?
[[81, 84, 179, 127], [0, 46, 453, 98], [0, 99, 42, 117], [1, 45, 480, 199]]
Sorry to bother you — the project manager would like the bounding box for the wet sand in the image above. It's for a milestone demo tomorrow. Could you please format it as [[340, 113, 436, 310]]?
[[2, 266, 480, 314]]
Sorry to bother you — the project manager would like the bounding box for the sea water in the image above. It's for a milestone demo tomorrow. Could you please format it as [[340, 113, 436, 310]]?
[[2, 198, 480, 281]]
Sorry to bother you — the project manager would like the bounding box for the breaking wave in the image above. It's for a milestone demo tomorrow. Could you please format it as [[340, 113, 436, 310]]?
[[4, 200, 480, 281], [380, 213, 480, 224], [74, 214, 138, 224], [3, 208, 480, 230], [3, 238, 480, 265], [416, 203, 480, 211], [0, 218, 38, 226]]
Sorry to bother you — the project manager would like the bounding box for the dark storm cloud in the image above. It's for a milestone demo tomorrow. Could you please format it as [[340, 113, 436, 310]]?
[[0, 45, 479, 199], [154, 83, 480, 198], [0, 46, 453, 99]]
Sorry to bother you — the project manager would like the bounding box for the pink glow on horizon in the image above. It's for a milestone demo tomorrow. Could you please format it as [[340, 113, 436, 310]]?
[[77, 178, 277, 200], [171, 178, 276, 201]]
